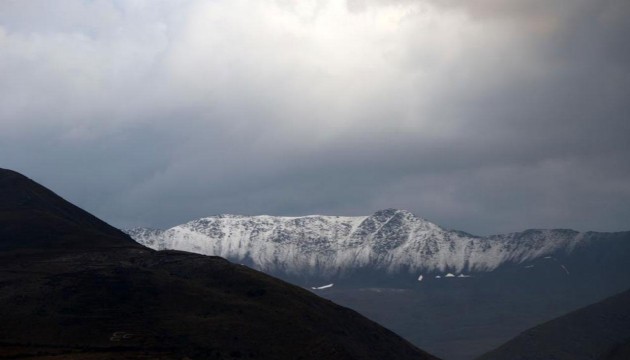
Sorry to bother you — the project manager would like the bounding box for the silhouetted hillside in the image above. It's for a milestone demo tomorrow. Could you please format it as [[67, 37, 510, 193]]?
[[477, 288, 630, 360], [0, 168, 137, 250], [0, 168, 436, 360]]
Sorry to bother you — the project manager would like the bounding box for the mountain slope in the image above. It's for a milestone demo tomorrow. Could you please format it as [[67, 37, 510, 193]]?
[[0, 168, 137, 251], [0, 168, 436, 360], [477, 288, 630, 360]]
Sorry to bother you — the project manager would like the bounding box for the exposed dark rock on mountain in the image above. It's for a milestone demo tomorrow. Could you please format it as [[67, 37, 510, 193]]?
[[0, 168, 436, 360], [477, 288, 630, 360]]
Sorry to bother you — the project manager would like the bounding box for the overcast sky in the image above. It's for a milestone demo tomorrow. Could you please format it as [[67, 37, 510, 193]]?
[[1, 0, 629, 235]]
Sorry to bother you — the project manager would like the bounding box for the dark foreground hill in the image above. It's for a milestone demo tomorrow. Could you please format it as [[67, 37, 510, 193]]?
[[0, 169, 436, 360], [477, 288, 630, 360]]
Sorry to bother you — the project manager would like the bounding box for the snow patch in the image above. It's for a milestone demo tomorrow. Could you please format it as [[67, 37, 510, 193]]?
[[312, 283, 334, 290], [417, 274, 423, 282]]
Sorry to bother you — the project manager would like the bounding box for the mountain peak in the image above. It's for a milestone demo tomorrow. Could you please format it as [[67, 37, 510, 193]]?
[[0, 168, 139, 251], [373, 208, 401, 216], [371, 208, 430, 222]]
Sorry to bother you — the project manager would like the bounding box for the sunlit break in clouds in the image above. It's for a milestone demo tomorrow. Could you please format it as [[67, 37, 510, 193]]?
[[1, 0, 629, 234]]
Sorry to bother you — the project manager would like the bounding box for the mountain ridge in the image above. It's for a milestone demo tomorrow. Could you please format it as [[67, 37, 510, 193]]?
[[126, 208, 591, 279]]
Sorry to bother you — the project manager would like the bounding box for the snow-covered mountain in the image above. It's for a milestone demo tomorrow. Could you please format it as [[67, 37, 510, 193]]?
[[125, 209, 586, 277]]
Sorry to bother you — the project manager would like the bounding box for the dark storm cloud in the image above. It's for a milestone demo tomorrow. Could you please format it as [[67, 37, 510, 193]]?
[[0, 0, 629, 235]]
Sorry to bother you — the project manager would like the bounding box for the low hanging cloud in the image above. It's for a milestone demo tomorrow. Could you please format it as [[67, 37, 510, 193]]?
[[0, 0, 629, 235]]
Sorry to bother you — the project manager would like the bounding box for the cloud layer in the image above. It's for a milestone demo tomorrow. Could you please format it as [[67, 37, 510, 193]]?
[[1, 0, 629, 234]]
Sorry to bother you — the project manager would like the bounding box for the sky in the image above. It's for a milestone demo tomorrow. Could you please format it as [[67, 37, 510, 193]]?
[[1, 0, 629, 235]]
